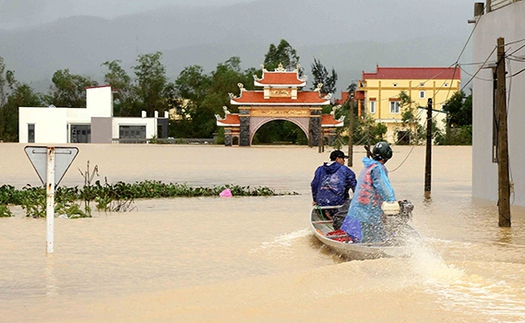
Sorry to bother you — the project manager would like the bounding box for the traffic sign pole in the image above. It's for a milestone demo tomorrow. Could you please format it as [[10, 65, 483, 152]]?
[[46, 147, 55, 254], [25, 146, 78, 254]]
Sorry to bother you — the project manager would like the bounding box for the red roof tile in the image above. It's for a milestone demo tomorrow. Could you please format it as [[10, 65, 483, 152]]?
[[333, 91, 350, 105], [217, 113, 342, 127], [255, 71, 306, 86], [362, 66, 461, 80], [322, 114, 344, 127], [216, 114, 240, 126], [231, 91, 329, 105]]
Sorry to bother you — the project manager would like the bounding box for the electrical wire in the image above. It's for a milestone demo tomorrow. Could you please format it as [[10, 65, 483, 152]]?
[[460, 65, 493, 81], [508, 66, 525, 77], [459, 46, 497, 92], [350, 4, 495, 173], [389, 145, 415, 173]]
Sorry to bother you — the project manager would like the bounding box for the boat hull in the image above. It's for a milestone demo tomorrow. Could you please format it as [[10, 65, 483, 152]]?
[[310, 206, 418, 260]]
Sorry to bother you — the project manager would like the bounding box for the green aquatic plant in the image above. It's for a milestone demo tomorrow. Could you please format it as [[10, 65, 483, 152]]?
[[20, 185, 46, 218], [2, 160, 297, 218], [0, 204, 13, 217]]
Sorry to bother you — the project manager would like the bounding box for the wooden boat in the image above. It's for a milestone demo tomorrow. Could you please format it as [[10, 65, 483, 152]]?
[[310, 202, 419, 260]]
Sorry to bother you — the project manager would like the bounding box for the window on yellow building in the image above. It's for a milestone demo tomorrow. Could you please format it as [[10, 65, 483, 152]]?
[[419, 90, 425, 99], [390, 101, 400, 114], [370, 101, 376, 114]]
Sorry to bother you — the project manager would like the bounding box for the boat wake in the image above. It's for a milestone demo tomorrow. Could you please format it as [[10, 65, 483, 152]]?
[[405, 237, 525, 321], [249, 229, 311, 255]]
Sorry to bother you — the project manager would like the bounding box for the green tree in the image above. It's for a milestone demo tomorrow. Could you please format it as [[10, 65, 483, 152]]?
[[132, 51, 168, 117], [174, 65, 211, 102], [397, 91, 422, 144], [172, 57, 258, 139], [102, 59, 135, 116], [172, 65, 212, 138], [47, 69, 98, 107], [210, 57, 247, 110], [336, 96, 387, 148], [443, 90, 472, 127], [442, 90, 472, 145], [310, 57, 338, 95], [263, 39, 302, 74], [0, 57, 9, 108], [354, 115, 387, 146], [0, 58, 17, 141], [0, 57, 43, 141], [3, 84, 43, 141], [252, 121, 307, 145]]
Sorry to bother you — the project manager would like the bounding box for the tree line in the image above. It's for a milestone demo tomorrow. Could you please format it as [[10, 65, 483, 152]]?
[[0, 38, 471, 144], [0, 39, 340, 143]]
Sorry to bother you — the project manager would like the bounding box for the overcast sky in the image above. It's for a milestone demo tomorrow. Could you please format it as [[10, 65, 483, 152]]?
[[0, 0, 257, 29], [1, 0, 476, 30]]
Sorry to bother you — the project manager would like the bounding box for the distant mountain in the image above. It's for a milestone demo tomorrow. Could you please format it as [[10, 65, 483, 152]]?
[[0, 0, 473, 97]]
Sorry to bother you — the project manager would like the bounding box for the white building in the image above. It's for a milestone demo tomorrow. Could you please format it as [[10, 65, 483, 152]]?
[[19, 85, 169, 144], [471, 0, 525, 206]]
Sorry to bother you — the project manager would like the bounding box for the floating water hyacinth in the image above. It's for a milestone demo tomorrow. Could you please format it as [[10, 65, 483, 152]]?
[[0, 181, 298, 217]]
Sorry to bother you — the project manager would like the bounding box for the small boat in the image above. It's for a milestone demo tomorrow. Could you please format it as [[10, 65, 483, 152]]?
[[310, 201, 419, 260]]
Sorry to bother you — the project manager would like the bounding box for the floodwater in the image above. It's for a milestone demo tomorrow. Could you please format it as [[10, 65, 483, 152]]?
[[1, 143, 524, 323]]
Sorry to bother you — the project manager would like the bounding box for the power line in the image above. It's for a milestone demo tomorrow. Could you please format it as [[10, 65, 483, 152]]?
[[460, 46, 497, 92], [460, 65, 493, 82]]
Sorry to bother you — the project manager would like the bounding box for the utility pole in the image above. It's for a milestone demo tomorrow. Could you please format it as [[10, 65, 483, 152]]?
[[347, 92, 354, 167], [496, 37, 511, 227], [424, 98, 432, 200], [318, 119, 324, 153]]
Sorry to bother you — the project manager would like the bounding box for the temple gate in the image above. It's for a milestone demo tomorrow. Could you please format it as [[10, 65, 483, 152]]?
[[215, 64, 344, 146]]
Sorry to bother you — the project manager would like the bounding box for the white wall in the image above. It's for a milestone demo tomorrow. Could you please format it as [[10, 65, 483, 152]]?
[[472, 1, 525, 206], [19, 107, 68, 143], [18, 85, 162, 144], [112, 117, 157, 139], [417, 108, 447, 134], [86, 86, 113, 117]]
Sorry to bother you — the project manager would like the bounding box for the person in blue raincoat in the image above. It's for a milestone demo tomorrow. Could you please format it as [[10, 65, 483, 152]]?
[[341, 141, 398, 242], [311, 150, 356, 229]]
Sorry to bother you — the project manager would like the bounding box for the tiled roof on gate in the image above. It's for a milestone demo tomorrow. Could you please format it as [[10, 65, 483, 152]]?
[[215, 112, 343, 127], [230, 91, 330, 105], [322, 114, 344, 127], [362, 66, 461, 80], [254, 71, 307, 86], [215, 113, 240, 127]]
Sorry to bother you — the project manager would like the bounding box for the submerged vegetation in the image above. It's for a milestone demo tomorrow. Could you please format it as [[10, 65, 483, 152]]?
[[0, 161, 297, 218], [0, 181, 297, 218]]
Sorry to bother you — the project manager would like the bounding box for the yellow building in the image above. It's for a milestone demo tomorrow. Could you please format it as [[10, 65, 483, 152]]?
[[355, 66, 461, 144]]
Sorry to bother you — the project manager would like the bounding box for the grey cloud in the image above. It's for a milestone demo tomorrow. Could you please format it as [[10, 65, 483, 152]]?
[[0, 0, 50, 27]]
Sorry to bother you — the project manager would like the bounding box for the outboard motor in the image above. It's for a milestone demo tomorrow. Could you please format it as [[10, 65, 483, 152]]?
[[382, 200, 415, 243], [397, 199, 414, 222], [382, 200, 413, 220], [383, 199, 414, 230]]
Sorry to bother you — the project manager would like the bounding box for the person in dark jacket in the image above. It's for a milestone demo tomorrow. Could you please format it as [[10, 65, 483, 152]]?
[[311, 150, 356, 229]]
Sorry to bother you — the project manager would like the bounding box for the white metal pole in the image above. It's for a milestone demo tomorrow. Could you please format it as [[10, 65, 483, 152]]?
[[46, 147, 55, 254]]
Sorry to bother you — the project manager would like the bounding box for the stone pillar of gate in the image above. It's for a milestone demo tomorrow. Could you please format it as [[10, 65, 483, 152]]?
[[309, 109, 321, 147], [224, 130, 232, 146], [326, 128, 337, 146], [239, 109, 250, 146]]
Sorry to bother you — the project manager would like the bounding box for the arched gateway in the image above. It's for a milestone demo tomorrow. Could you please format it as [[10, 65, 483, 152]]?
[[215, 64, 344, 146]]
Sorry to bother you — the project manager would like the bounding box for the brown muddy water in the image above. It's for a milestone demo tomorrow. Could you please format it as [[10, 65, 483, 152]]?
[[0, 143, 524, 323]]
